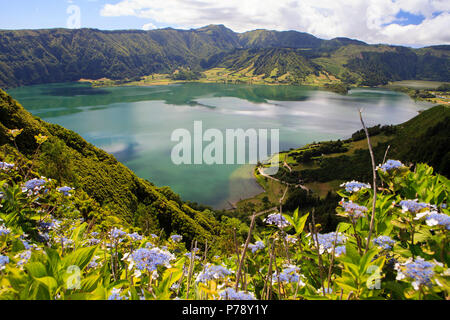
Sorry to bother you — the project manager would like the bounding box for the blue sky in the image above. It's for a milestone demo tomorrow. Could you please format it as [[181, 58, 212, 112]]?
[[0, 0, 448, 47], [0, 1, 159, 30]]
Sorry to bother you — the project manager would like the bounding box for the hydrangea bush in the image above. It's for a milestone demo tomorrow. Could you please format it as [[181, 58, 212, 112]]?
[[0, 132, 448, 300]]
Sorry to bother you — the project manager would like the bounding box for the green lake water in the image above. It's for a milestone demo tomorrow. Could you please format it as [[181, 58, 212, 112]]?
[[7, 82, 433, 208]]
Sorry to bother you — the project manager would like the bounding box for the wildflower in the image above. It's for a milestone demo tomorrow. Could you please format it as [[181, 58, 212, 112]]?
[[373, 235, 396, 250], [8, 129, 23, 138], [316, 232, 346, 254], [128, 232, 143, 242], [340, 180, 371, 193], [399, 200, 431, 214], [339, 201, 367, 219], [0, 162, 14, 170], [0, 225, 11, 236], [273, 265, 305, 285], [34, 134, 48, 145], [0, 255, 9, 270], [126, 247, 175, 274], [395, 257, 436, 290], [57, 186, 73, 196], [377, 159, 405, 172], [219, 288, 256, 300], [264, 213, 291, 228], [170, 234, 182, 242], [196, 264, 232, 283], [150, 234, 158, 238], [248, 240, 265, 253], [108, 288, 128, 300]]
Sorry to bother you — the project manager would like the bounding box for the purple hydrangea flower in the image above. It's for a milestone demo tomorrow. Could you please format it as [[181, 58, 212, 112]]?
[[170, 235, 182, 242], [219, 288, 256, 300], [339, 201, 368, 219], [373, 235, 396, 250], [0, 255, 9, 270], [196, 264, 232, 283], [248, 240, 265, 253], [377, 160, 405, 172], [57, 186, 73, 196], [316, 232, 346, 254], [24, 178, 46, 190], [264, 213, 291, 228], [395, 257, 436, 290], [340, 180, 371, 193]]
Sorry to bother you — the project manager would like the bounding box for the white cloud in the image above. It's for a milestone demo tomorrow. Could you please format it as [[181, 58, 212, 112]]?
[[100, 0, 450, 46], [142, 22, 156, 30]]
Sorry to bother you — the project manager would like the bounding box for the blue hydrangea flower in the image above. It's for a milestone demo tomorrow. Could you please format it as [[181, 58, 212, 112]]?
[[219, 288, 256, 300], [196, 264, 232, 283], [15, 250, 32, 267], [23, 178, 46, 190], [0, 255, 9, 270], [340, 180, 371, 193], [108, 288, 128, 300], [399, 200, 431, 214], [395, 257, 436, 290], [128, 232, 143, 242], [110, 227, 127, 241], [126, 248, 175, 275], [170, 235, 183, 242], [87, 256, 99, 270], [424, 212, 450, 230], [334, 245, 346, 257], [248, 240, 265, 253], [316, 232, 347, 254], [273, 265, 305, 285], [0, 225, 11, 236], [0, 162, 14, 170], [373, 235, 396, 250], [21, 239, 32, 250], [55, 236, 74, 248], [377, 160, 405, 172], [57, 186, 73, 196], [184, 252, 201, 260], [264, 213, 291, 228], [339, 201, 367, 219]]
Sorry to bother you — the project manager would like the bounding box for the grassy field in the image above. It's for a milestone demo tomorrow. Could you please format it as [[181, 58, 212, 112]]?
[[83, 66, 343, 88]]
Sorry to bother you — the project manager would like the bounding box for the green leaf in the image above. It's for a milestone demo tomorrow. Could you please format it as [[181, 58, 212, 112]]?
[[25, 262, 47, 278], [62, 246, 98, 271]]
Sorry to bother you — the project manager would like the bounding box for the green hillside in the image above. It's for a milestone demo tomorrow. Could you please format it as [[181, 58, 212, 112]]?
[[0, 25, 448, 89], [0, 89, 218, 244]]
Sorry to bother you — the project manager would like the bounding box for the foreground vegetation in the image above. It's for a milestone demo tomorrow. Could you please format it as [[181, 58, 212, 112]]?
[[0, 134, 448, 299]]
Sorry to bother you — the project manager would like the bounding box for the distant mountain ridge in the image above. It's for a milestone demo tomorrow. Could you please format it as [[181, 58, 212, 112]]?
[[0, 24, 448, 88]]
